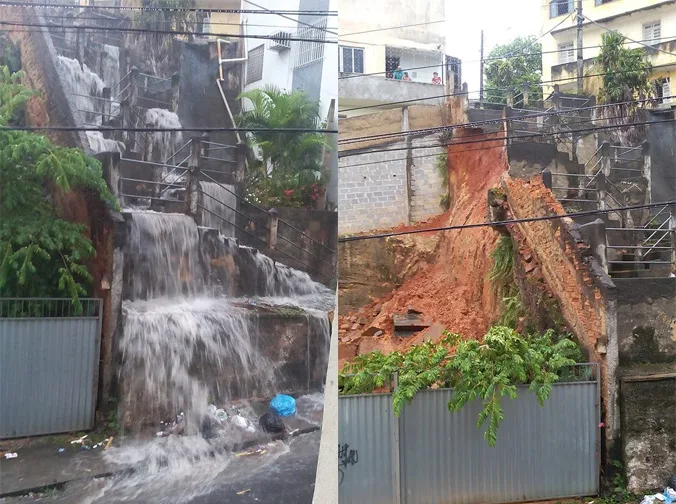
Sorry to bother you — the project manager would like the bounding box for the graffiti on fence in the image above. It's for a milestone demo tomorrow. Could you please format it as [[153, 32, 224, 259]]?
[[338, 443, 359, 485]]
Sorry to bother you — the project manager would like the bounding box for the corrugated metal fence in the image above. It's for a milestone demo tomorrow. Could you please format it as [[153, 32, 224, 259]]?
[[339, 366, 600, 504], [0, 299, 102, 439]]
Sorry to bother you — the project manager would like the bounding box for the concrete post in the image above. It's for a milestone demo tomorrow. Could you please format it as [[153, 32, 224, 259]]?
[[235, 141, 247, 185], [601, 141, 611, 177], [596, 172, 607, 212], [642, 141, 651, 204], [503, 106, 512, 147], [170, 73, 181, 113], [670, 202, 676, 273], [522, 82, 530, 107], [129, 67, 139, 108], [506, 89, 515, 108], [542, 169, 553, 189], [75, 26, 85, 65], [102, 87, 111, 127], [267, 208, 280, 250], [185, 138, 203, 225]]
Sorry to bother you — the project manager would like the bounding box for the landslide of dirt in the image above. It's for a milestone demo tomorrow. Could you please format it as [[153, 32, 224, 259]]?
[[338, 129, 509, 366]]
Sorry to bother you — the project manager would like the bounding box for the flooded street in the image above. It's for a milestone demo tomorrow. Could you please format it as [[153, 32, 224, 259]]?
[[3, 431, 320, 504]]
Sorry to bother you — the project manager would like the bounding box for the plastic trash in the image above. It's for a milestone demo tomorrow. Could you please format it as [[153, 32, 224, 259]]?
[[3, 452, 17, 459], [214, 409, 228, 423], [259, 411, 285, 433], [57, 448, 66, 454], [641, 496, 656, 504], [664, 489, 675, 504], [270, 394, 296, 417], [232, 415, 255, 433]]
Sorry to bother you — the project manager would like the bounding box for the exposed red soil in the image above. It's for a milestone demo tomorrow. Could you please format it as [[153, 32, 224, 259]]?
[[339, 129, 510, 366]]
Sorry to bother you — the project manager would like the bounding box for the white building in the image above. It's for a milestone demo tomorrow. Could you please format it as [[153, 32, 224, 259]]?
[[239, 0, 337, 122], [338, 0, 460, 117]]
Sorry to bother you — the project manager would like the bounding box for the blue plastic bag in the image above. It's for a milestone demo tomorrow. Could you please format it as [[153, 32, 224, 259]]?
[[270, 394, 296, 417]]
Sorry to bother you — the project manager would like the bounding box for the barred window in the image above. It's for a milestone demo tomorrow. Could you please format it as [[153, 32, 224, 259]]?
[[294, 17, 327, 69], [247, 45, 264, 84]]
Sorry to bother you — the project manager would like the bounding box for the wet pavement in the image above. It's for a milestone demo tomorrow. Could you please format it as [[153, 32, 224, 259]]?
[[1, 431, 320, 504]]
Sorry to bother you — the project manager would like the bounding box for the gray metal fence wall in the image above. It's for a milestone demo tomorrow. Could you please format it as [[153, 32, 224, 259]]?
[[0, 299, 102, 438], [339, 373, 599, 504]]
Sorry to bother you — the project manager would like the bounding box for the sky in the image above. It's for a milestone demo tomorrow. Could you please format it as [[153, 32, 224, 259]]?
[[444, 0, 543, 94]]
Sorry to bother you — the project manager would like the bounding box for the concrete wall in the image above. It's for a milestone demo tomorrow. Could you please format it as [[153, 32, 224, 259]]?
[[615, 278, 676, 366], [620, 376, 676, 492], [338, 140, 410, 233], [338, 106, 446, 234]]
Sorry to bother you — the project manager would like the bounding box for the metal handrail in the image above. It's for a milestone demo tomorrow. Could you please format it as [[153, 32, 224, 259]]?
[[163, 140, 192, 165], [644, 205, 670, 228], [199, 171, 336, 255], [199, 189, 268, 230], [198, 203, 267, 246], [643, 219, 670, 246]]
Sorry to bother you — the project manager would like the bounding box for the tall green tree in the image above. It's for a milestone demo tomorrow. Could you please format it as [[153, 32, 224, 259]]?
[[0, 67, 118, 306], [597, 32, 654, 104], [237, 87, 327, 208], [484, 36, 543, 106]]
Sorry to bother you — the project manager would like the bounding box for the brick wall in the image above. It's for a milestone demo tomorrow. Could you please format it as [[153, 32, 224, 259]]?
[[503, 175, 619, 449]]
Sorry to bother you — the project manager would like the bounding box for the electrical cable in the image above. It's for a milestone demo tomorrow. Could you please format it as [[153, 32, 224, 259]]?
[[337, 116, 676, 158], [0, 2, 337, 15], [340, 96, 656, 145], [338, 200, 676, 243], [0, 20, 338, 43], [1, 125, 338, 133]]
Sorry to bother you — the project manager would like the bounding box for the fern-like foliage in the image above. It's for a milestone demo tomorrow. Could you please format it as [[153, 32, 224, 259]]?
[[0, 66, 118, 308], [339, 326, 581, 446]]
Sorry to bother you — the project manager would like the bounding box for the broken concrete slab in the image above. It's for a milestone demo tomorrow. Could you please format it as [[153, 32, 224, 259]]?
[[362, 326, 383, 336], [393, 312, 430, 336]]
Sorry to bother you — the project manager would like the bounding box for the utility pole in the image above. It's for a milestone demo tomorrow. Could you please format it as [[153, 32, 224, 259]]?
[[577, 0, 584, 94], [479, 30, 485, 105]]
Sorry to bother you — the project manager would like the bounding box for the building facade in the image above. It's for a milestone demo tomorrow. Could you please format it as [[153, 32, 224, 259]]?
[[338, 0, 460, 117], [541, 0, 676, 99]]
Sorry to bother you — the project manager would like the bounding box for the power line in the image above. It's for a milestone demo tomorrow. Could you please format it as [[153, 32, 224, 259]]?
[[0, 2, 338, 15], [241, 0, 338, 36], [337, 116, 676, 158], [340, 20, 446, 37], [338, 109, 646, 165], [338, 200, 676, 243], [11, 13, 338, 31], [0, 20, 338, 43], [1, 125, 338, 133]]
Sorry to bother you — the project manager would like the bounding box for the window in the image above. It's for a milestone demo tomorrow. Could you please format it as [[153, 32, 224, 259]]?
[[550, 0, 573, 18], [246, 45, 264, 84], [294, 16, 327, 69], [559, 42, 575, 64], [643, 21, 662, 45], [339, 46, 364, 74], [656, 78, 672, 103]]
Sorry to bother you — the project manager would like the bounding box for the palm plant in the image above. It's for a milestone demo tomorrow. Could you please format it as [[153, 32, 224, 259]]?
[[237, 87, 327, 208]]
